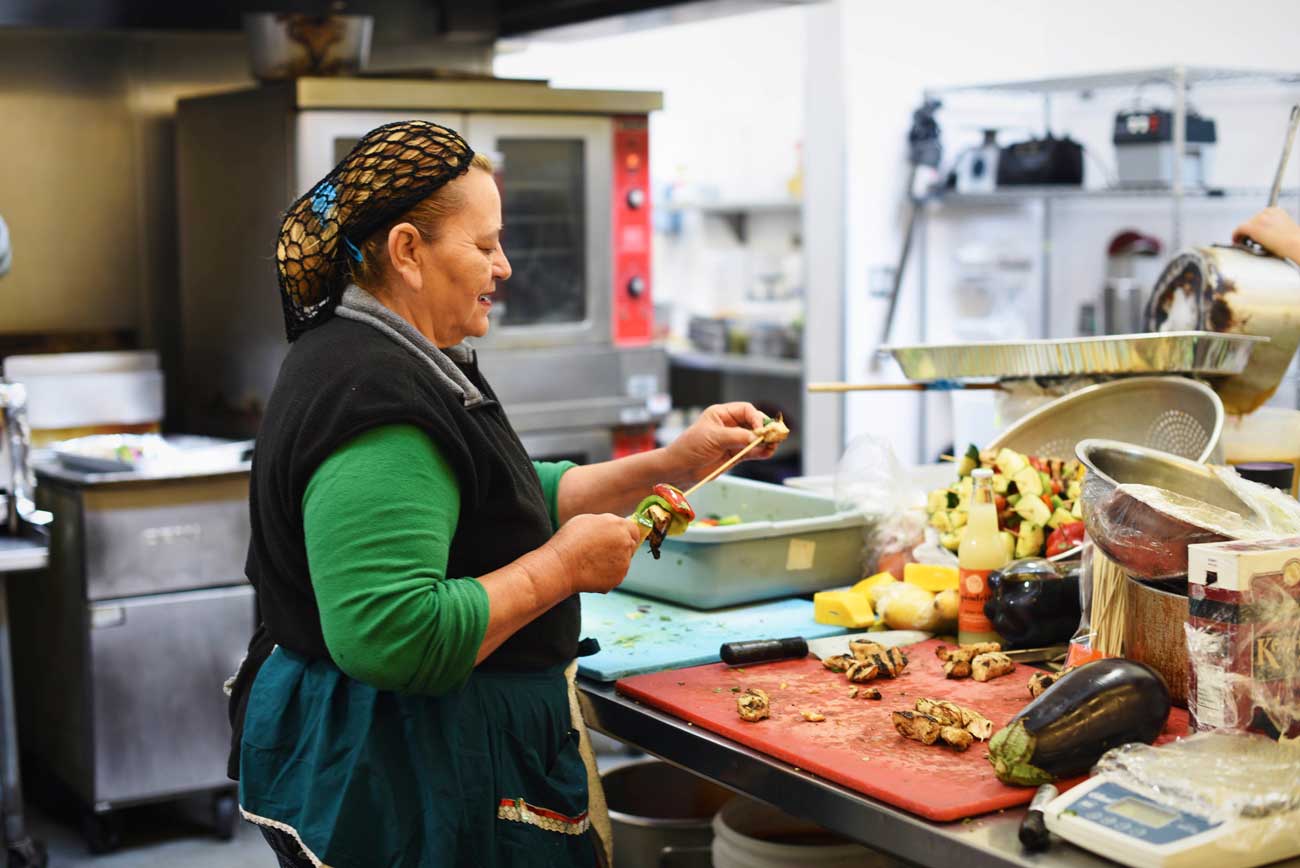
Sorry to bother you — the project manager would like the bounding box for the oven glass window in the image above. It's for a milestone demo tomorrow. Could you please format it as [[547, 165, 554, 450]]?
[[496, 138, 587, 327]]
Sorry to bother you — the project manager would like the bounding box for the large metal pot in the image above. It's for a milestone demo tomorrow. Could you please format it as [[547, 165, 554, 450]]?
[[243, 12, 372, 81], [1125, 577, 1190, 707], [1148, 244, 1300, 414], [602, 760, 733, 868]]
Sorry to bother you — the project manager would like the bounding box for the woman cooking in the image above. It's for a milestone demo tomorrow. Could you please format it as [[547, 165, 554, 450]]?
[[227, 121, 779, 868]]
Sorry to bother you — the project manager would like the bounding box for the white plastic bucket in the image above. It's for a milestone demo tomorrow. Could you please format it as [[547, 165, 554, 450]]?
[[711, 797, 900, 868]]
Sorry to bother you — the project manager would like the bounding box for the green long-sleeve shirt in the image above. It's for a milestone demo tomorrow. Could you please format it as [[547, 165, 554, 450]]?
[[302, 423, 575, 696]]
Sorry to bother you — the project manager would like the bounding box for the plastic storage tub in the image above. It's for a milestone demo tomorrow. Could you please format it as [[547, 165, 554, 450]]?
[[619, 476, 867, 609]]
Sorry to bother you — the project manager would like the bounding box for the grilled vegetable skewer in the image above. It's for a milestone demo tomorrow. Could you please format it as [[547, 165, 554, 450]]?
[[632, 483, 695, 559]]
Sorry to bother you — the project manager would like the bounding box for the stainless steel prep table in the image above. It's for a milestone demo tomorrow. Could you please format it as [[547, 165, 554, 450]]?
[[577, 678, 1300, 868]]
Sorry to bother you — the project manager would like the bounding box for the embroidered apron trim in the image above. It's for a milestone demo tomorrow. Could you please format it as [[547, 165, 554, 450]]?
[[497, 798, 591, 836], [240, 805, 330, 868]]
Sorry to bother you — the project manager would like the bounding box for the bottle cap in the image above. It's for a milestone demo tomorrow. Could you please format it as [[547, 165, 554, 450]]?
[[972, 467, 993, 479]]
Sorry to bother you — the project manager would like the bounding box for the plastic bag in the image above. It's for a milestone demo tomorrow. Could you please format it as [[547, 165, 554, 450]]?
[[1094, 733, 1300, 852], [833, 434, 929, 577], [1080, 465, 1300, 580]]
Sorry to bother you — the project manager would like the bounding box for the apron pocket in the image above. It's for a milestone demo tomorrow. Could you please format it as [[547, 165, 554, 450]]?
[[493, 728, 597, 868]]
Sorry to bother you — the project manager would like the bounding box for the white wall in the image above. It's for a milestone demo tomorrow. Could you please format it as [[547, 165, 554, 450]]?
[[824, 0, 1300, 469], [494, 7, 808, 326]]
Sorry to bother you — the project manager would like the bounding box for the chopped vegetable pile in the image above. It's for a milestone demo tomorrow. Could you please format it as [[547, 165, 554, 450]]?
[[926, 446, 1086, 560]]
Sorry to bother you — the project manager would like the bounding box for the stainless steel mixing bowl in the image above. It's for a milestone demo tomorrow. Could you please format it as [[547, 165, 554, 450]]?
[[1076, 438, 1255, 578]]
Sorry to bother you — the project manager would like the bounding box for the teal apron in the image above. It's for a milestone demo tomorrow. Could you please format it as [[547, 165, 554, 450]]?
[[239, 647, 599, 868]]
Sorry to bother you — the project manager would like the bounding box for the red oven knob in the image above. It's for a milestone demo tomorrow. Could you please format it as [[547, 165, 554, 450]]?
[[626, 276, 646, 297], [625, 188, 646, 209]]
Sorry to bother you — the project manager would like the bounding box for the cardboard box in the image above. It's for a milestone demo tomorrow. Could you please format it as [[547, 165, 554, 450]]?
[[1186, 537, 1300, 739]]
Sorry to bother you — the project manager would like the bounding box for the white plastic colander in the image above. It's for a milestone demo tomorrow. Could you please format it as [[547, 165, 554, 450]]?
[[987, 376, 1224, 463]]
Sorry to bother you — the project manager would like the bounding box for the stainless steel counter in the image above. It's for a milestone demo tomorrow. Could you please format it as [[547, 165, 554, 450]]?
[[578, 679, 1299, 868], [0, 535, 47, 574]]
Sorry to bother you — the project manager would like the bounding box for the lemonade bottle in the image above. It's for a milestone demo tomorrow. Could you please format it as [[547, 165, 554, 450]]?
[[958, 467, 1009, 645]]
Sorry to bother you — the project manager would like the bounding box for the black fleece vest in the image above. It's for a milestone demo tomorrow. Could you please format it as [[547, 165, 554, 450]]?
[[227, 316, 576, 779]]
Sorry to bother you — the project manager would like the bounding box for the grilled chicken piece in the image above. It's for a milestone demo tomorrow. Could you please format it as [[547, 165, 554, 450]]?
[[858, 686, 883, 700], [868, 649, 908, 679], [736, 688, 771, 722], [822, 653, 856, 673], [756, 416, 790, 445], [1028, 668, 1069, 698], [915, 698, 993, 740], [935, 642, 1001, 662], [939, 726, 974, 752], [801, 710, 826, 722], [943, 659, 973, 679], [849, 639, 884, 661], [891, 711, 943, 745], [846, 660, 880, 683], [971, 652, 1016, 683]]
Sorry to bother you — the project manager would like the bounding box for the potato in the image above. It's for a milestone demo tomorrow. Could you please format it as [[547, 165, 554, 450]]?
[[876, 582, 941, 631], [933, 588, 960, 626]]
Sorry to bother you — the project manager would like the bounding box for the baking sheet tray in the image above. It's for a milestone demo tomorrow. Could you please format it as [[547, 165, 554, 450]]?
[[886, 331, 1265, 382]]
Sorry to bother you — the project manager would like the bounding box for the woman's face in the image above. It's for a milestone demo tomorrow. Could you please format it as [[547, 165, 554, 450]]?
[[411, 168, 511, 347]]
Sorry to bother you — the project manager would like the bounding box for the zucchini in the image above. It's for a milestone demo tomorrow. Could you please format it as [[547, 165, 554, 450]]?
[[996, 448, 1028, 476], [988, 660, 1171, 786], [1006, 492, 1022, 508], [947, 491, 960, 509], [1014, 523, 1044, 558], [1000, 531, 1016, 562], [1046, 507, 1075, 529], [957, 444, 980, 477], [992, 473, 1011, 496], [1015, 494, 1051, 526], [948, 510, 968, 529], [1012, 466, 1043, 497], [929, 511, 952, 532], [927, 490, 949, 514]]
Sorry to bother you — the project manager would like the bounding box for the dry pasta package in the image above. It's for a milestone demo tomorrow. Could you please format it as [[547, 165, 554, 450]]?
[[1068, 538, 1129, 662], [1186, 538, 1300, 740]]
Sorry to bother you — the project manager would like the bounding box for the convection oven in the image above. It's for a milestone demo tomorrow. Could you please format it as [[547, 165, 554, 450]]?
[[177, 78, 667, 463]]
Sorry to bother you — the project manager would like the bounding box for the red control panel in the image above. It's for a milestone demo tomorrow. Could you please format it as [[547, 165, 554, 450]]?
[[612, 115, 653, 345]]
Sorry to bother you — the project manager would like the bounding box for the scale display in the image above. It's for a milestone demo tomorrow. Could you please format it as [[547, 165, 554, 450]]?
[[1044, 776, 1300, 868]]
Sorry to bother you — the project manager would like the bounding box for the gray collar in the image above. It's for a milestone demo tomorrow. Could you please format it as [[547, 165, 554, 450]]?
[[335, 284, 486, 408]]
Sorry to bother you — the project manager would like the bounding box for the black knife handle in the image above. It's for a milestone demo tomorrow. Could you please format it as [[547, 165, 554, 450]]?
[[719, 637, 808, 666]]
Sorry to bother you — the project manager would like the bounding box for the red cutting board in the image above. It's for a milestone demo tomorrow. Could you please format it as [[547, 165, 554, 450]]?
[[616, 639, 1188, 822]]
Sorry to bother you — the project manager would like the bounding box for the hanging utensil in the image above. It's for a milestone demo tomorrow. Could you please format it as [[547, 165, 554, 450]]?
[[1238, 104, 1299, 257]]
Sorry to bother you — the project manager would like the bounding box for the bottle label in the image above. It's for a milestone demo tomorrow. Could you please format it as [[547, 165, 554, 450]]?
[[958, 567, 996, 634]]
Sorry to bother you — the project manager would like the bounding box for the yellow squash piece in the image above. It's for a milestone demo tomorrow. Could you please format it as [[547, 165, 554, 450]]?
[[853, 572, 897, 597], [813, 589, 876, 628], [904, 562, 959, 593]]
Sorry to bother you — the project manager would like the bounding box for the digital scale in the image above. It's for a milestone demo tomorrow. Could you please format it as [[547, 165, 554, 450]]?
[[1043, 776, 1300, 868]]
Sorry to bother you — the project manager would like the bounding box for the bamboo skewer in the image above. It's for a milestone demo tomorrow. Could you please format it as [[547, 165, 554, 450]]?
[[683, 435, 767, 498]]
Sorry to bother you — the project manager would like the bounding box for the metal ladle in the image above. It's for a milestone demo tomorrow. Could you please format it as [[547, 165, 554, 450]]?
[[1238, 104, 1300, 257]]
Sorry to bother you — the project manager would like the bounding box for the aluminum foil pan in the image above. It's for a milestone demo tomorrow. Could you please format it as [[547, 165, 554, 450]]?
[[887, 331, 1264, 382]]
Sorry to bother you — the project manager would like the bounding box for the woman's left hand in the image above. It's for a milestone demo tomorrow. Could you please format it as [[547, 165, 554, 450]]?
[[666, 402, 779, 485]]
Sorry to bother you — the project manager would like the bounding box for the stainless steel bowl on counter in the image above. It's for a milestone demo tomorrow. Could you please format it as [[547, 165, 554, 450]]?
[[1075, 438, 1256, 579], [243, 12, 373, 80]]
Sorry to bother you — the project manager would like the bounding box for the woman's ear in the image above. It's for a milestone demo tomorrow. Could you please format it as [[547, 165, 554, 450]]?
[[386, 222, 425, 291]]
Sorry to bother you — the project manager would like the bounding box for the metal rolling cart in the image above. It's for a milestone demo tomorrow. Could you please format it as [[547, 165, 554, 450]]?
[[8, 442, 254, 853]]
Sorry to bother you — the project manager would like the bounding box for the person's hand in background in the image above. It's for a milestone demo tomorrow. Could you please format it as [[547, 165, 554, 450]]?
[[1234, 207, 1300, 262]]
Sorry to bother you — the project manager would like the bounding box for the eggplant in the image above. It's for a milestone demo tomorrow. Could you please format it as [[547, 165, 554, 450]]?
[[987, 659, 1170, 787]]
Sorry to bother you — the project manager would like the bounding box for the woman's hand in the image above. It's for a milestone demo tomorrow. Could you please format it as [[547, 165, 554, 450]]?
[[545, 513, 642, 595], [665, 402, 779, 486], [1234, 207, 1300, 262]]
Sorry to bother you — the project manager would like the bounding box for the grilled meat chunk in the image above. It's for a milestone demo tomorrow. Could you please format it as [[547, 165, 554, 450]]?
[[736, 688, 771, 722]]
